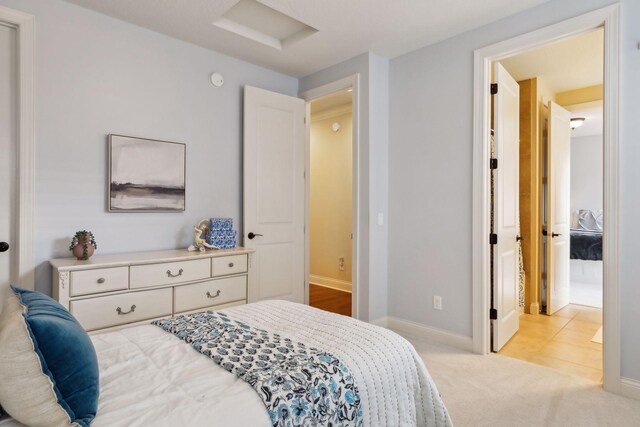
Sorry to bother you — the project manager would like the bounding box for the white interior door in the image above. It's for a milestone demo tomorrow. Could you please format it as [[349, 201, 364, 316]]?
[[244, 86, 306, 304], [547, 101, 571, 315], [0, 24, 17, 308], [492, 62, 520, 352]]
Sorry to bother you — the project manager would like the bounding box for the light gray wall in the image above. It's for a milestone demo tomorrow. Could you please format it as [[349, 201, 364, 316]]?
[[299, 52, 390, 321], [389, 0, 640, 382], [571, 134, 603, 214], [368, 54, 390, 321], [0, 0, 298, 295]]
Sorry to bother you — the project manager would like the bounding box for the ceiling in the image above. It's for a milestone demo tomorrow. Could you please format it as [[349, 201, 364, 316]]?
[[311, 90, 352, 115], [66, 0, 550, 77], [570, 103, 603, 138], [500, 28, 604, 93]]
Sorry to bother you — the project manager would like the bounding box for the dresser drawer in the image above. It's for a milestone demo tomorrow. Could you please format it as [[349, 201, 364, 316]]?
[[130, 259, 210, 289], [70, 288, 172, 331], [70, 267, 129, 296], [174, 276, 247, 314], [212, 254, 247, 277]]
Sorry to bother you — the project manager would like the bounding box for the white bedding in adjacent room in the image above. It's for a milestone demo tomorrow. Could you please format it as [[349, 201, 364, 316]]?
[[2, 301, 451, 427]]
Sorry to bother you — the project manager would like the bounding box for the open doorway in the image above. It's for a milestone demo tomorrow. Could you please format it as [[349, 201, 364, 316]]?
[[307, 89, 354, 316], [490, 28, 604, 383]]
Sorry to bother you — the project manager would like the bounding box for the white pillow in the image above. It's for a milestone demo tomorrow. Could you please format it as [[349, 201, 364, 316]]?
[[0, 286, 100, 427], [0, 292, 74, 426], [577, 209, 603, 231]]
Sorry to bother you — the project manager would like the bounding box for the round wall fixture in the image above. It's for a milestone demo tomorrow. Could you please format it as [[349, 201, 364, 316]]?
[[210, 72, 224, 87], [332, 122, 342, 132]]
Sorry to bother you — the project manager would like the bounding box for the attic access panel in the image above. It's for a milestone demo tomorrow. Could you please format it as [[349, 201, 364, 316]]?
[[213, 0, 317, 50]]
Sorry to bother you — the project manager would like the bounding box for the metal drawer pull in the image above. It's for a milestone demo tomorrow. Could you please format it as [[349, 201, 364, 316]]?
[[206, 290, 221, 299], [97, 278, 106, 284], [228, 262, 234, 268], [166, 268, 184, 278], [116, 304, 136, 315]]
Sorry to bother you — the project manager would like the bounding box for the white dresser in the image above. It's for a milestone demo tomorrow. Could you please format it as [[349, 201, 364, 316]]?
[[50, 248, 253, 332]]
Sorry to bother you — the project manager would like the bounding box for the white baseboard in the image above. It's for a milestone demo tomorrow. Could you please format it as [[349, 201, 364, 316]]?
[[371, 316, 473, 352], [620, 377, 640, 400], [309, 275, 352, 292]]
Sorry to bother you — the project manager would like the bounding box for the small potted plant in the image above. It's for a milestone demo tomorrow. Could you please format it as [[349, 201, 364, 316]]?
[[69, 230, 97, 260]]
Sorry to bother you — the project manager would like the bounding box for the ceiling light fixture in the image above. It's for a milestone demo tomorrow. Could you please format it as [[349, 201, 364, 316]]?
[[570, 117, 586, 129]]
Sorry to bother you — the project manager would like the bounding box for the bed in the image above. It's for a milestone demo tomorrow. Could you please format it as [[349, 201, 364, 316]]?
[[1, 300, 452, 427], [570, 209, 603, 261], [569, 210, 603, 307], [570, 228, 602, 261]]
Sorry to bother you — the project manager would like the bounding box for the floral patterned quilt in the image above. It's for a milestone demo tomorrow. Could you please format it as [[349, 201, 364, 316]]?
[[153, 310, 363, 427]]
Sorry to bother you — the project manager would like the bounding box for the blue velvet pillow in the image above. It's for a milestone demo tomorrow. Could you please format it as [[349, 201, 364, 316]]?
[[10, 286, 99, 426]]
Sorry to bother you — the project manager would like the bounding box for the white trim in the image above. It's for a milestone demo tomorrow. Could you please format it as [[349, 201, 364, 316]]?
[[0, 6, 35, 290], [300, 74, 361, 320], [620, 378, 640, 401], [309, 275, 352, 293], [472, 4, 621, 394], [372, 316, 473, 352]]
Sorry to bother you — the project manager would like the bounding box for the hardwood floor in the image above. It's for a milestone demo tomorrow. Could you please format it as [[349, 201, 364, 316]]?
[[499, 304, 603, 383], [309, 284, 352, 317]]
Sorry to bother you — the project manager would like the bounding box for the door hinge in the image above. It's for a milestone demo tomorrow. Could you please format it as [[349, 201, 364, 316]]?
[[490, 158, 498, 170], [490, 233, 498, 245], [490, 308, 498, 320], [490, 83, 498, 95]]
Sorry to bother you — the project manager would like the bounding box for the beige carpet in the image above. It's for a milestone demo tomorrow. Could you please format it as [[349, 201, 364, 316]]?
[[401, 333, 640, 427]]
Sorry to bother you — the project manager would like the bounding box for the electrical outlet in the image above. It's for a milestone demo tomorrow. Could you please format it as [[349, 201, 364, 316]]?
[[339, 257, 345, 271], [433, 296, 442, 310]]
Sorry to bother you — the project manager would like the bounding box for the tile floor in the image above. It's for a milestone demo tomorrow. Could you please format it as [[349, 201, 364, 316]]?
[[499, 304, 603, 383]]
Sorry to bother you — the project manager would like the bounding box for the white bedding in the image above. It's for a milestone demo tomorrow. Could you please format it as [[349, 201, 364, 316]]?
[[3, 301, 451, 426]]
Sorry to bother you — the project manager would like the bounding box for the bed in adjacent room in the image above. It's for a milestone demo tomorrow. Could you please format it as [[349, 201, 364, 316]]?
[[570, 209, 603, 262], [570, 210, 603, 308], [570, 228, 602, 261], [0, 289, 452, 427]]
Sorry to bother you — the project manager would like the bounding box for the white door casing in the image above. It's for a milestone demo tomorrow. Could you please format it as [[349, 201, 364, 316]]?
[[547, 101, 571, 315], [244, 85, 306, 304], [299, 74, 361, 319], [0, 23, 17, 308], [473, 5, 620, 396], [491, 62, 520, 352], [0, 6, 35, 296]]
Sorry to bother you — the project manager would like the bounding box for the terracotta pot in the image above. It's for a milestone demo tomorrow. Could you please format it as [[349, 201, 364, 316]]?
[[72, 237, 95, 260]]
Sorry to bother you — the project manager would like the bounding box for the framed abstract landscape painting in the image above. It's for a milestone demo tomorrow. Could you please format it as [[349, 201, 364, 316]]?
[[108, 135, 186, 212]]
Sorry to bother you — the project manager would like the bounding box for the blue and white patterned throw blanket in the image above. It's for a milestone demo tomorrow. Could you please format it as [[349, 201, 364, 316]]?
[[153, 310, 363, 427]]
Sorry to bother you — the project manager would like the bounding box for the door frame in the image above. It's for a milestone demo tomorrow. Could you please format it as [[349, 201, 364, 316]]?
[[299, 74, 361, 319], [0, 6, 35, 290], [472, 4, 620, 393]]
